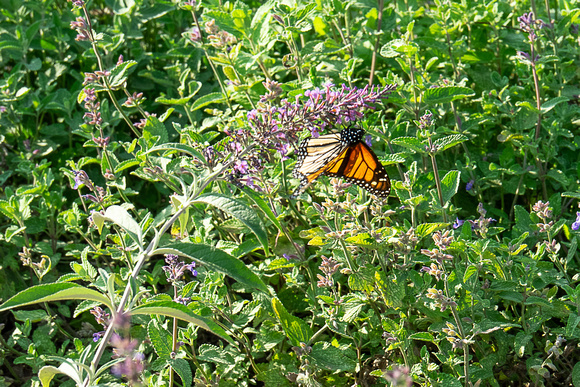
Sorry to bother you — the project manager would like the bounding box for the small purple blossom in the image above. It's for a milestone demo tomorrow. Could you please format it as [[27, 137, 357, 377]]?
[[73, 170, 94, 190], [317, 255, 341, 287], [364, 134, 372, 147], [189, 27, 201, 42], [234, 159, 249, 175], [453, 218, 465, 229], [572, 212, 580, 231], [466, 179, 474, 191]]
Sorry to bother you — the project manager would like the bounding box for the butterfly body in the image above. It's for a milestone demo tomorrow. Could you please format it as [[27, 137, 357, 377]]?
[[292, 126, 391, 197]]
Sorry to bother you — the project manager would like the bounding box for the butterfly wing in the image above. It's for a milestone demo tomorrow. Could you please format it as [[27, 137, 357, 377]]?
[[324, 142, 391, 197], [292, 133, 345, 195]]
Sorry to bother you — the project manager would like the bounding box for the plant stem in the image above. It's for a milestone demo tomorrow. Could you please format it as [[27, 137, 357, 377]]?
[[429, 138, 448, 223], [369, 0, 384, 86]]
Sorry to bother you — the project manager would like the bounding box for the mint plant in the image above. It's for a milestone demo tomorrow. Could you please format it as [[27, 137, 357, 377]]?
[[0, 0, 579, 386]]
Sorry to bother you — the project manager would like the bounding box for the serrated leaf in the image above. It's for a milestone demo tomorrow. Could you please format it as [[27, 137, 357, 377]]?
[[194, 193, 269, 255], [272, 298, 312, 346], [514, 205, 533, 232], [115, 159, 140, 173], [391, 136, 426, 153], [144, 142, 205, 162], [516, 101, 539, 113], [154, 243, 269, 293], [498, 291, 524, 303], [108, 60, 137, 89], [440, 170, 461, 204], [463, 265, 478, 282], [409, 332, 435, 342], [572, 360, 580, 386], [155, 95, 195, 105], [524, 296, 551, 307], [562, 192, 580, 200], [541, 96, 568, 113], [566, 313, 580, 337], [345, 233, 376, 246], [380, 39, 418, 58], [191, 92, 224, 111], [168, 358, 192, 387], [134, 301, 233, 344], [148, 319, 172, 358], [0, 283, 112, 312], [309, 342, 357, 371], [415, 223, 448, 238], [433, 134, 468, 153], [143, 115, 169, 144], [375, 271, 405, 309], [423, 86, 474, 104]]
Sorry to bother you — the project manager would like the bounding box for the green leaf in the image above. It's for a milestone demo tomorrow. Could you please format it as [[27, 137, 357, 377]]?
[[108, 60, 137, 89], [154, 242, 269, 293], [498, 291, 524, 303], [440, 170, 461, 204], [541, 96, 568, 113], [423, 86, 474, 104], [155, 94, 195, 105], [572, 361, 580, 386], [309, 342, 357, 371], [148, 319, 172, 358], [93, 205, 142, 248], [168, 358, 192, 387], [524, 296, 552, 307], [239, 186, 283, 232], [391, 136, 426, 153], [191, 92, 224, 111], [514, 205, 533, 232], [415, 223, 448, 238], [380, 39, 418, 58], [375, 271, 405, 309], [145, 142, 205, 162], [115, 159, 140, 173], [39, 364, 82, 387], [515, 101, 539, 113], [433, 134, 468, 153], [409, 332, 435, 342], [463, 265, 478, 282], [562, 192, 580, 200], [272, 298, 312, 346], [194, 193, 269, 255], [143, 115, 169, 144], [133, 301, 234, 344], [0, 283, 112, 312], [514, 332, 533, 357], [566, 313, 580, 337]]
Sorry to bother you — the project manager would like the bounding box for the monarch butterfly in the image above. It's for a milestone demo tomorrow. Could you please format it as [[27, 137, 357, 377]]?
[[292, 126, 391, 197]]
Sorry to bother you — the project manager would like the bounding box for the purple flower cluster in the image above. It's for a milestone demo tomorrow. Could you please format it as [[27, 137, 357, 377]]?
[[70, 16, 91, 41], [517, 12, 548, 42], [532, 200, 554, 233], [317, 255, 341, 287], [162, 254, 198, 282], [73, 170, 106, 205], [453, 203, 496, 237], [90, 306, 111, 342], [227, 83, 396, 189]]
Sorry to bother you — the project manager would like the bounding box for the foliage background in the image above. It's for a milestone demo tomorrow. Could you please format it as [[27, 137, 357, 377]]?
[[0, 0, 580, 386]]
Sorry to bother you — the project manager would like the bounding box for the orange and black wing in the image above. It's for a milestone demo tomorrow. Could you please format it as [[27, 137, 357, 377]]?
[[324, 142, 391, 197], [292, 133, 344, 196]]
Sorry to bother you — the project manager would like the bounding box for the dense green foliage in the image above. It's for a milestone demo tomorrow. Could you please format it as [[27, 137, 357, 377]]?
[[1, 0, 580, 386]]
